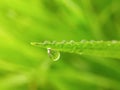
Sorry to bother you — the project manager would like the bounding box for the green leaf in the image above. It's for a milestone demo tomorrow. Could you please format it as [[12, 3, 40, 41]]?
[[31, 40, 120, 59]]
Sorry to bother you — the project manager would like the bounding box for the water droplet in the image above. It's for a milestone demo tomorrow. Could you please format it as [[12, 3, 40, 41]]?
[[47, 48, 60, 61]]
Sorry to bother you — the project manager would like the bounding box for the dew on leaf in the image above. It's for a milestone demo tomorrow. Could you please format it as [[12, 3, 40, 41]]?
[[47, 48, 60, 61]]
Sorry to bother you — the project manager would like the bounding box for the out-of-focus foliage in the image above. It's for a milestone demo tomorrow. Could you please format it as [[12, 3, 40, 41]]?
[[0, 0, 120, 90]]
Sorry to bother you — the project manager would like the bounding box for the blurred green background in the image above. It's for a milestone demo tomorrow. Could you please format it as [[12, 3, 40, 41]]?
[[0, 0, 120, 90]]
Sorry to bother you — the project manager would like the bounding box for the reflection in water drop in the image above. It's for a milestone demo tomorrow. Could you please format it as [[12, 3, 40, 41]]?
[[47, 48, 60, 61]]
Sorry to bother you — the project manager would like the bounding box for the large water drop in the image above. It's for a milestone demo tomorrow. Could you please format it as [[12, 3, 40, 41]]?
[[47, 48, 60, 61]]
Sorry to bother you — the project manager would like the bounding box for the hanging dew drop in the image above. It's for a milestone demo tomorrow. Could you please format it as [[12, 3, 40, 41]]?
[[47, 48, 60, 61]]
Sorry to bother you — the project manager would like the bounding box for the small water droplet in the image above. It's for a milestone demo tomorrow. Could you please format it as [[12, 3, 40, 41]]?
[[47, 48, 60, 61]]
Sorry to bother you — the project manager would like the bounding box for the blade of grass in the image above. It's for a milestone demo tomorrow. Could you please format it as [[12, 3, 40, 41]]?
[[31, 40, 120, 59]]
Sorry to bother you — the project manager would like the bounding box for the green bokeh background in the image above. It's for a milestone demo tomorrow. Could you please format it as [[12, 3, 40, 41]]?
[[0, 0, 120, 90]]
